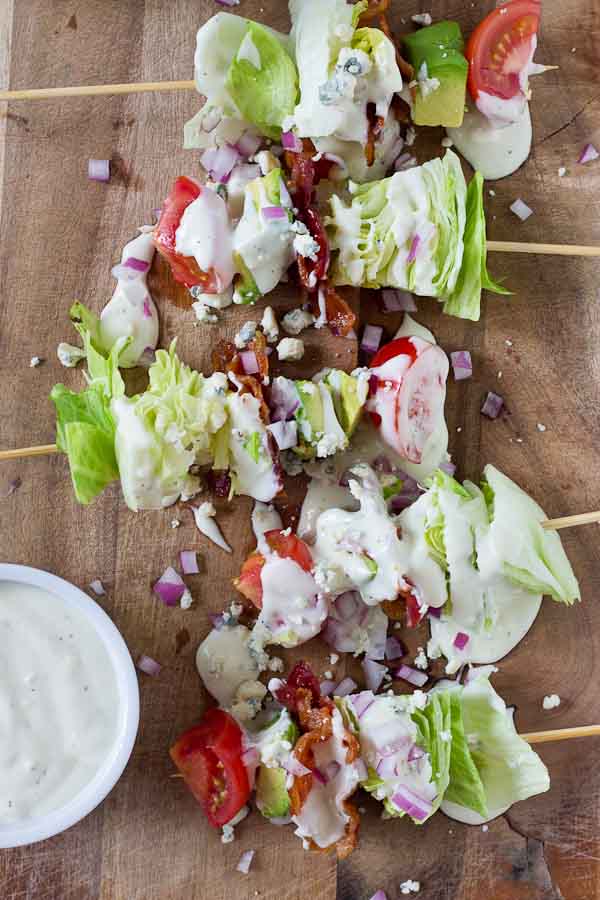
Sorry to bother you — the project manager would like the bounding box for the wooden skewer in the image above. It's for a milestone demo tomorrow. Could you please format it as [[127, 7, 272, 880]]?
[[0, 80, 195, 102], [522, 724, 600, 745], [0, 444, 598, 531], [488, 240, 600, 258]]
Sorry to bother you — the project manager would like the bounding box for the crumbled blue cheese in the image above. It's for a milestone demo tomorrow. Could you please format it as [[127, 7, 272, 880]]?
[[57, 342, 85, 368], [221, 825, 235, 844], [277, 338, 305, 361], [282, 308, 315, 335], [415, 62, 440, 98], [180, 588, 194, 610], [191, 286, 233, 310], [400, 879, 421, 894], [170, 518, 180, 529], [29, 356, 42, 367], [411, 12, 432, 24], [267, 656, 284, 672], [329, 653, 339, 665], [234, 321, 258, 349], [192, 301, 218, 324], [231, 680, 268, 722], [261, 306, 279, 343], [542, 694, 561, 710], [414, 647, 428, 670]]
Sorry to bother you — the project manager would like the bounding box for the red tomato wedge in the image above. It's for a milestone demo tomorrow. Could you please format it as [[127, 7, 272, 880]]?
[[368, 337, 448, 464], [234, 529, 313, 609], [466, 0, 540, 102], [170, 709, 250, 828], [154, 176, 222, 291]]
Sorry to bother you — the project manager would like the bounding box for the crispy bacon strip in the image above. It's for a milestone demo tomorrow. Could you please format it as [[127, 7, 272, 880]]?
[[365, 103, 386, 166], [358, 0, 390, 23], [377, 14, 414, 81], [212, 332, 270, 420], [310, 285, 357, 338]]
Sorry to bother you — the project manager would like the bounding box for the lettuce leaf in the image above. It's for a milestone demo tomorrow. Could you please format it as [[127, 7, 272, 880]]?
[[444, 692, 488, 817], [481, 464, 580, 604], [446, 673, 549, 819], [410, 691, 453, 821], [443, 171, 510, 321], [226, 22, 299, 140]]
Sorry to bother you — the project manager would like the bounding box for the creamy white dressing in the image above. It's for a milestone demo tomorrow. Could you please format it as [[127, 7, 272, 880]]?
[[292, 707, 360, 849], [298, 478, 359, 543], [251, 502, 283, 554], [233, 182, 294, 295], [175, 188, 234, 292], [0, 581, 119, 824], [196, 624, 263, 708], [255, 557, 327, 648], [226, 391, 281, 502], [447, 101, 532, 181], [99, 230, 158, 368]]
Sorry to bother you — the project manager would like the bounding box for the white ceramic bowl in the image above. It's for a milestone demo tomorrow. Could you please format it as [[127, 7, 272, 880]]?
[[0, 564, 140, 848]]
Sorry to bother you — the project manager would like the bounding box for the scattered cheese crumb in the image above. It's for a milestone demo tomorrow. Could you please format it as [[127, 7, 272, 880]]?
[[277, 337, 304, 362], [456, 426, 462, 433], [489, 189, 496, 197], [515, 437, 523, 444], [405, 126, 416, 147], [441, 136, 453, 148], [180, 588, 194, 610], [192, 302, 217, 324], [394, 622, 402, 630], [221, 824, 235, 844], [571, 47, 577, 53], [267, 657, 284, 672], [497, 371, 503, 379], [543, 694, 561, 710], [57, 342, 85, 368], [170, 518, 181, 529], [261, 306, 279, 343], [324, 670, 333, 680], [400, 880, 421, 894], [482, 824, 489, 832], [558, 166, 566, 177], [414, 647, 428, 670], [282, 308, 315, 335], [411, 12, 432, 25], [505, 339, 513, 347], [358, 806, 366, 815], [30, 356, 42, 367], [329, 653, 339, 665], [537, 422, 547, 432], [234, 321, 258, 349]]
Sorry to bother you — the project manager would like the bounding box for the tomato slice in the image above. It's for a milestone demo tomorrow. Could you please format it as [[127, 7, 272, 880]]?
[[234, 529, 313, 609], [369, 337, 448, 464], [170, 709, 250, 829], [154, 176, 222, 291], [466, 0, 540, 102]]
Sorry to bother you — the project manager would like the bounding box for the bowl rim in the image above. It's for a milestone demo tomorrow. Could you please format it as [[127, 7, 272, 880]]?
[[0, 563, 140, 848]]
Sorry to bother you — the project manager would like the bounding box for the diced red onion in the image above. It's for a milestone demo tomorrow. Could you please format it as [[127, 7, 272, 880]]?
[[202, 143, 240, 182], [428, 605, 442, 619], [6, 477, 22, 496], [578, 143, 599, 165], [281, 131, 303, 153], [262, 205, 287, 221], [236, 850, 254, 875], [320, 679, 336, 697], [312, 767, 328, 785], [450, 350, 472, 381], [89, 579, 105, 596], [510, 198, 533, 221], [361, 324, 383, 356], [385, 636, 405, 661], [335, 591, 360, 621], [408, 743, 426, 762], [236, 131, 262, 158], [439, 461, 456, 476], [453, 631, 470, 650], [137, 654, 162, 677], [351, 691, 375, 718], [366, 614, 388, 661], [362, 658, 387, 693], [393, 664, 428, 688], [390, 492, 421, 513], [333, 676, 358, 697], [284, 755, 311, 777], [268, 420, 298, 451], [382, 288, 416, 312], [268, 377, 300, 422], [242, 747, 260, 770], [369, 891, 388, 900], [391, 785, 433, 821], [200, 147, 218, 172], [376, 755, 397, 779], [180, 550, 199, 575], [481, 391, 504, 419], [124, 256, 150, 273], [88, 159, 110, 182], [240, 350, 259, 375], [407, 234, 421, 263], [153, 566, 186, 607]]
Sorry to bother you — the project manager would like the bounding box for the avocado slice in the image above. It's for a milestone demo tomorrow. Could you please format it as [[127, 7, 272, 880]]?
[[403, 21, 468, 129], [256, 766, 291, 819], [326, 370, 365, 437], [294, 380, 324, 456], [233, 252, 261, 305]]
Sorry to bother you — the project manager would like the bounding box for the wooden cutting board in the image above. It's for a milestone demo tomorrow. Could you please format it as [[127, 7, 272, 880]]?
[[1, 1, 599, 899]]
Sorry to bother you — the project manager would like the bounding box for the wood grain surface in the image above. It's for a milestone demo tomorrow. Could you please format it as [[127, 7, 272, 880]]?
[[0, 1, 599, 899]]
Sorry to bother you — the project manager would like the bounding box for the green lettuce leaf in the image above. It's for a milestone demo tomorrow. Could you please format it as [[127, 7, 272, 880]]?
[[443, 171, 510, 321], [409, 691, 453, 822], [444, 691, 488, 817], [226, 22, 298, 140], [51, 383, 119, 505], [481, 464, 580, 604], [448, 673, 549, 818]]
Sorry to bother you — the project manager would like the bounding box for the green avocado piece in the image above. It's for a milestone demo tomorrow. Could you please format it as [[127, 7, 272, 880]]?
[[256, 766, 291, 819], [403, 21, 468, 128], [326, 370, 364, 437], [233, 252, 261, 304]]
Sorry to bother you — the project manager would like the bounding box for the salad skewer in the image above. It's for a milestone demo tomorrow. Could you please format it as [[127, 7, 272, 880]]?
[[521, 724, 600, 745]]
